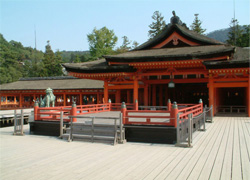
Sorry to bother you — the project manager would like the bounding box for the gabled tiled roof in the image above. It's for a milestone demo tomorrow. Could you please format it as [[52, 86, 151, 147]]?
[[0, 77, 104, 90]]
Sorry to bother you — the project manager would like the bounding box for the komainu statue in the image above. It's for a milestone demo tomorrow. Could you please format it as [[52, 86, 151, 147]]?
[[40, 88, 56, 107]]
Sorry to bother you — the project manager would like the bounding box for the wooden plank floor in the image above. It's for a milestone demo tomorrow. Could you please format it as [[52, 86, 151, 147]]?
[[0, 116, 249, 180]]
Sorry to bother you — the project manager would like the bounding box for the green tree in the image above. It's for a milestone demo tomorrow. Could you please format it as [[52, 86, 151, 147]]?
[[43, 41, 63, 76], [87, 27, 118, 59], [148, 11, 166, 39], [240, 25, 250, 47], [0, 34, 23, 84], [190, 14, 206, 35], [74, 55, 81, 63], [132, 41, 139, 49], [116, 36, 131, 53], [226, 18, 247, 47]]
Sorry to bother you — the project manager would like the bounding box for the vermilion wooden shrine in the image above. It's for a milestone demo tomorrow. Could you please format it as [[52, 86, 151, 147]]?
[[63, 13, 250, 117], [0, 77, 108, 109]]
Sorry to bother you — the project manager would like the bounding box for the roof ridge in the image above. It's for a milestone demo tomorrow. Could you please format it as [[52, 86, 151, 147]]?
[[19, 76, 77, 81]]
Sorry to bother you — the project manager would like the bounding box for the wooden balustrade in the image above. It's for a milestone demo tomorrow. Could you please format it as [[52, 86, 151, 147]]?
[[33, 100, 204, 128]]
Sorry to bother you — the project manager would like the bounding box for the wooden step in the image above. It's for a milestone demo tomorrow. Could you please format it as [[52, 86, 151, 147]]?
[[62, 134, 116, 144]]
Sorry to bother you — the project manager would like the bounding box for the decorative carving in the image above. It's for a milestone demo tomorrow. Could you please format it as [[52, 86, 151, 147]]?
[[172, 35, 179, 45], [40, 88, 55, 107]]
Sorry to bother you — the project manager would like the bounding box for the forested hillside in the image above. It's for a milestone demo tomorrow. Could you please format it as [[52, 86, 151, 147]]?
[[61, 51, 90, 63], [0, 34, 44, 84], [206, 28, 230, 43], [206, 25, 248, 43]]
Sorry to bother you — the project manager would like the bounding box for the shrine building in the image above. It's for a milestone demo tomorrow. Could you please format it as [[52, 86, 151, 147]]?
[[63, 12, 250, 117], [0, 76, 108, 109], [0, 12, 249, 117]]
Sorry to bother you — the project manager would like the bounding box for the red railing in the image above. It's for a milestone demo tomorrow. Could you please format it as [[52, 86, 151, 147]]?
[[34, 103, 111, 122], [121, 101, 203, 127], [76, 103, 110, 115], [35, 106, 72, 122], [111, 103, 135, 111], [123, 109, 173, 126], [178, 103, 203, 119], [34, 100, 204, 127]]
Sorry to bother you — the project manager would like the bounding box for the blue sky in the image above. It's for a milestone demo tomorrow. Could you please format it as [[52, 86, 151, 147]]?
[[0, 0, 249, 52]]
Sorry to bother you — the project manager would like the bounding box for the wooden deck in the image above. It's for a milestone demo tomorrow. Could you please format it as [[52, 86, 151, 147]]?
[[0, 116, 249, 180]]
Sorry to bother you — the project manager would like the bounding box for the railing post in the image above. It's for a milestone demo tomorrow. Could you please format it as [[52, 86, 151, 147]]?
[[176, 113, 180, 145], [171, 102, 178, 127], [135, 99, 138, 111], [68, 117, 73, 142], [59, 111, 63, 138], [188, 113, 193, 147], [21, 109, 24, 135], [199, 99, 203, 113], [167, 99, 171, 111], [71, 102, 77, 122], [14, 109, 17, 135], [121, 102, 127, 125], [91, 117, 95, 143], [108, 99, 112, 111], [34, 101, 39, 121], [119, 112, 125, 143], [202, 107, 206, 131], [210, 105, 213, 123]]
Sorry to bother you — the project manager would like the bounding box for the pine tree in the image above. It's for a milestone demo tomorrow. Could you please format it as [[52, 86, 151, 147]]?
[[240, 25, 250, 47], [43, 41, 63, 76], [148, 11, 166, 39], [227, 18, 244, 46], [132, 41, 139, 49], [190, 14, 206, 35]]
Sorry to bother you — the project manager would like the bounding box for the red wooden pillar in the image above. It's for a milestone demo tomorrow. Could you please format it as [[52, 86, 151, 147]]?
[[127, 90, 130, 103], [104, 80, 109, 103], [149, 85, 151, 106], [133, 78, 138, 104], [115, 90, 121, 103], [152, 85, 156, 106], [208, 78, 215, 115], [63, 93, 66, 106], [159, 85, 163, 106], [19, 94, 22, 108], [96, 92, 100, 104], [247, 80, 250, 117], [79, 93, 82, 105], [144, 84, 149, 106], [165, 85, 168, 105]]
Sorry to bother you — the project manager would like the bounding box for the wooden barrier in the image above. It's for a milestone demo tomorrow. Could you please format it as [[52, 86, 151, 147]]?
[[34, 100, 204, 127], [122, 100, 204, 128], [34, 103, 111, 122]]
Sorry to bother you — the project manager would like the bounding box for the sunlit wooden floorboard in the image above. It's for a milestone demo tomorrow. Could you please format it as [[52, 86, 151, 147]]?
[[0, 115, 249, 180]]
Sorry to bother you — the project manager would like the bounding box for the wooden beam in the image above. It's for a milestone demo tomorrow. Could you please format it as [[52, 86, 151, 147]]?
[[108, 85, 134, 90], [213, 82, 248, 88], [145, 78, 208, 84]]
